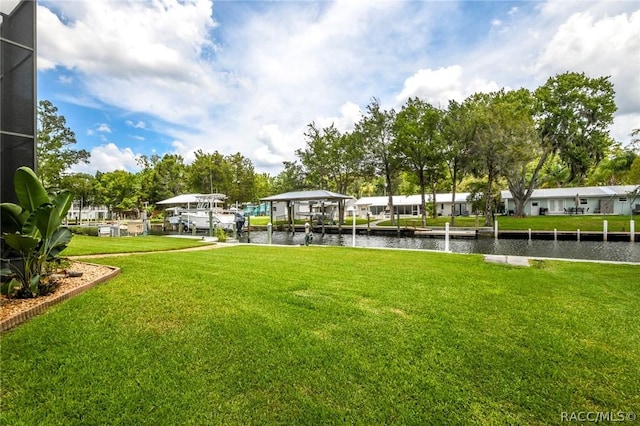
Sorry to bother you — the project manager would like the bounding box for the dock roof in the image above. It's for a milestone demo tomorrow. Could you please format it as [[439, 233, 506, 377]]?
[[261, 190, 353, 202]]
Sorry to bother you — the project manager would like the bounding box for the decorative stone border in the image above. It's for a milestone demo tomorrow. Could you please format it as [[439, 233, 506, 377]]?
[[0, 264, 121, 333]]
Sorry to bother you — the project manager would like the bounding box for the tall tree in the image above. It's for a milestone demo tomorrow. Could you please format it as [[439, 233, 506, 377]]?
[[227, 152, 256, 206], [466, 92, 507, 225], [297, 123, 367, 195], [441, 98, 476, 225], [36, 100, 90, 189], [186, 150, 231, 196], [534, 72, 617, 183], [393, 97, 445, 226], [494, 88, 540, 217], [94, 170, 141, 218], [150, 154, 187, 203], [356, 98, 400, 224]]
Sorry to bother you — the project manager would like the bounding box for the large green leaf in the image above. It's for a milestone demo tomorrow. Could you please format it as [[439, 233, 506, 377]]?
[[46, 227, 72, 259], [52, 191, 74, 219], [0, 203, 25, 233], [14, 166, 49, 212], [34, 204, 61, 241], [2, 233, 39, 253]]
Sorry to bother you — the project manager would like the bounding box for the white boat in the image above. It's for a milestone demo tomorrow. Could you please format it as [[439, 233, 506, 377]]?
[[166, 194, 238, 232]]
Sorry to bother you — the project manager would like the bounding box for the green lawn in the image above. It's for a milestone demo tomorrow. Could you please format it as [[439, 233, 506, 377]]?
[[379, 214, 637, 231], [2, 246, 638, 424], [61, 235, 212, 256]]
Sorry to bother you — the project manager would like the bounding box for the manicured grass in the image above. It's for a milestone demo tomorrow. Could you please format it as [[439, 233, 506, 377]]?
[[61, 235, 212, 256], [2, 246, 638, 424], [379, 215, 637, 231]]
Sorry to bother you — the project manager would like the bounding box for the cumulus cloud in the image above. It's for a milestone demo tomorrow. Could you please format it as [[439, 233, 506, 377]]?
[[395, 66, 501, 107], [70, 143, 141, 174], [534, 10, 640, 115]]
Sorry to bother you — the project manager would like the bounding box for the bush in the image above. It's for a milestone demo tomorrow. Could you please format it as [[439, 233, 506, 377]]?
[[68, 226, 99, 237], [215, 227, 227, 242], [1, 167, 73, 298]]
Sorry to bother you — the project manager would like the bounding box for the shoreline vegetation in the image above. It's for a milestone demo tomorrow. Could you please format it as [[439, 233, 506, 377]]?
[[1, 241, 639, 424]]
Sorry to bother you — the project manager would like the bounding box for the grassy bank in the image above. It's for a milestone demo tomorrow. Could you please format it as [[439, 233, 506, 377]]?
[[2, 246, 638, 424], [378, 214, 636, 231], [61, 235, 212, 256]]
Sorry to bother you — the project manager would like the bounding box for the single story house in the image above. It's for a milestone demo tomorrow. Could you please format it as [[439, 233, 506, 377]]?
[[501, 185, 639, 216], [354, 193, 472, 218]]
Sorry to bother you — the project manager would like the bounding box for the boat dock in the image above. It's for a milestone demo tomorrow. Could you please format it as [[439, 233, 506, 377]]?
[[248, 224, 639, 242]]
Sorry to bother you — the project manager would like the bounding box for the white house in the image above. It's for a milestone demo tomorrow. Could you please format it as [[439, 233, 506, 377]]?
[[66, 202, 109, 223], [354, 193, 472, 218], [501, 185, 639, 216]]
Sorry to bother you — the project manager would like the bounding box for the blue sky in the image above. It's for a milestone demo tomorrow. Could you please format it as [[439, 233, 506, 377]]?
[[34, 0, 640, 176]]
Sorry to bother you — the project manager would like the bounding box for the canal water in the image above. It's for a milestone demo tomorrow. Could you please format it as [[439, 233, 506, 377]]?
[[240, 231, 640, 263]]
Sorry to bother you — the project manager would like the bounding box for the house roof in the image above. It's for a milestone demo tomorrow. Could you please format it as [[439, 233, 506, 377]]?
[[156, 193, 227, 205], [261, 190, 353, 202], [500, 185, 638, 200], [356, 193, 471, 206]]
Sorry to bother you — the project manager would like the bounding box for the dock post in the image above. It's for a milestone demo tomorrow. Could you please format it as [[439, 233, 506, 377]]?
[[209, 211, 213, 237], [554, 228, 557, 241], [603, 220, 608, 242], [528, 228, 531, 241], [494, 220, 498, 240], [352, 211, 356, 247], [577, 229, 580, 242], [444, 222, 450, 252], [367, 212, 370, 235], [267, 222, 272, 244], [630, 220, 635, 242]]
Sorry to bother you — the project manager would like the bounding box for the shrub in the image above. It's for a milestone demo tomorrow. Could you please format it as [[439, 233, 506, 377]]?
[[0, 167, 74, 298], [68, 226, 99, 237], [215, 227, 227, 242]]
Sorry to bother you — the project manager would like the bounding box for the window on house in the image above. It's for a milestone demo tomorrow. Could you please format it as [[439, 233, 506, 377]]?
[[580, 199, 587, 205], [619, 197, 627, 202]]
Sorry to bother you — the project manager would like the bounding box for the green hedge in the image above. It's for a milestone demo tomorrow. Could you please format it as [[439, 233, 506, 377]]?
[[67, 226, 99, 237]]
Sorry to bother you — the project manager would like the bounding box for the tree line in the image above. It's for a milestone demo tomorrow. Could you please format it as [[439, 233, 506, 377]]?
[[38, 72, 639, 225]]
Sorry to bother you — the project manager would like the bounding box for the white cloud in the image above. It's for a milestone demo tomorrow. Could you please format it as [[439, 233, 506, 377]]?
[[395, 66, 502, 107], [534, 10, 640, 114], [96, 123, 111, 133], [126, 120, 146, 129], [71, 143, 141, 174]]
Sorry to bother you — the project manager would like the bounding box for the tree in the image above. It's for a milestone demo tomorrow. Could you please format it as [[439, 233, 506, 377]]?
[[273, 161, 306, 194], [297, 123, 367, 196], [534, 72, 617, 183], [587, 143, 637, 185], [356, 98, 400, 224], [59, 173, 96, 224], [393, 97, 445, 226], [466, 92, 507, 225], [149, 154, 187, 204], [493, 89, 540, 217], [227, 152, 256, 206], [36, 100, 90, 189], [186, 150, 231, 195], [94, 170, 141, 218], [441, 98, 476, 225]]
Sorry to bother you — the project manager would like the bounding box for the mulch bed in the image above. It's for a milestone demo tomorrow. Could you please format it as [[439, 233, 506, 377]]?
[[0, 262, 120, 333]]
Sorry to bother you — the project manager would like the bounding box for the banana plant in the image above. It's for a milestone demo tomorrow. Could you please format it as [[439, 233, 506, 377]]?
[[1, 167, 73, 298]]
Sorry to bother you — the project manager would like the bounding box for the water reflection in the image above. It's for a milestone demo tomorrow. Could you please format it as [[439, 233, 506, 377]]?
[[241, 231, 640, 263]]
